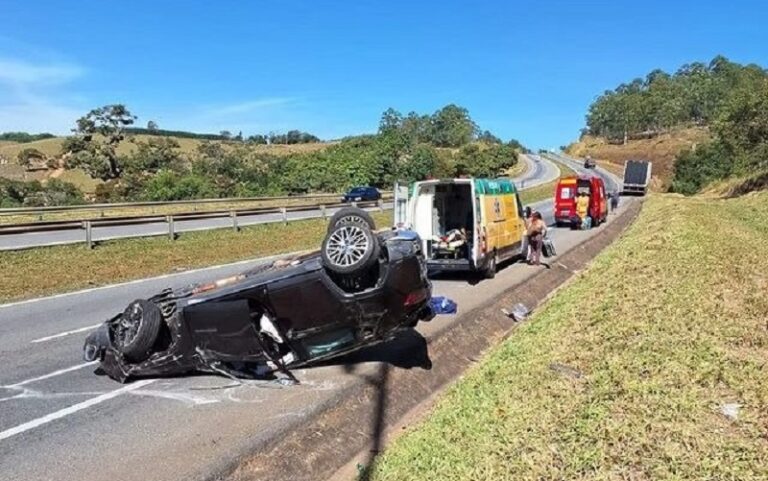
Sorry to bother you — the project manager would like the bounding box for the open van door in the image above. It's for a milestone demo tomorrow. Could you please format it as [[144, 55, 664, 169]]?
[[394, 182, 410, 228]]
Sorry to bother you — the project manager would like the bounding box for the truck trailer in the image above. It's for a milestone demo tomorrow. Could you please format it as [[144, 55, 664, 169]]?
[[622, 160, 652, 195]]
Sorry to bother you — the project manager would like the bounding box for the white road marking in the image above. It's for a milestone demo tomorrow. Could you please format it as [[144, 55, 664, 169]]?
[[30, 324, 101, 343], [0, 380, 154, 442], [3, 362, 97, 388]]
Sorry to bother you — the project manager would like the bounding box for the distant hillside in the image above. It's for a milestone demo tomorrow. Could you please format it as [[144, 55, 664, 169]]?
[[565, 128, 710, 190], [0, 135, 332, 160], [0, 135, 334, 195]]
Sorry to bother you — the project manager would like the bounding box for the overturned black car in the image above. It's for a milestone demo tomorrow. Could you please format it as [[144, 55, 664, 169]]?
[[84, 208, 434, 383]]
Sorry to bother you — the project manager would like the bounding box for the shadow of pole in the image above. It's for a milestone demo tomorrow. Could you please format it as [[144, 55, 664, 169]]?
[[358, 362, 390, 481]]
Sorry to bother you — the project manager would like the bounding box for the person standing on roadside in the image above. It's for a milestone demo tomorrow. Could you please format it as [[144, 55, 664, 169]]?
[[526, 211, 547, 265], [521, 206, 533, 260], [576, 191, 590, 227], [611, 191, 619, 212]]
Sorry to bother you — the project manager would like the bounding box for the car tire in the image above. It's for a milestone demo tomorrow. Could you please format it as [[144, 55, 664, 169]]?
[[321, 223, 380, 275], [113, 299, 163, 363], [483, 253, 497, 279], [327, 207, 377, 234]]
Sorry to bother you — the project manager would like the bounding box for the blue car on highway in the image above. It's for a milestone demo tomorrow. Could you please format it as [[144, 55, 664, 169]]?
[[342, 186, 381, 203]]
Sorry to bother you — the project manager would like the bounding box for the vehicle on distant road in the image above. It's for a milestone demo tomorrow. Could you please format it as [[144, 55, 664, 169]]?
[[584, 155, 597, 169], [554, 175, 608, 228], [394, 178, 527, 279], [342, 186, 381, 203], [83, 207, 434, 382], [622, 160, 652, 195]]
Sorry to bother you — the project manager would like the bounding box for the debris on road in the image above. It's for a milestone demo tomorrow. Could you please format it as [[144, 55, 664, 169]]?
[[501, 303, 529, 321], [720, 402, 741, 421], [429, 296, 457, 314]]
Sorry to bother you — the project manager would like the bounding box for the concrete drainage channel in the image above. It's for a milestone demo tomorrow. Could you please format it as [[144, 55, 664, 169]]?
[[217, 201, 642, 481]]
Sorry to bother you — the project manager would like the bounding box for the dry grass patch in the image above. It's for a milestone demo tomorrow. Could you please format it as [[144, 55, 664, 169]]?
[[566, 128, 710, 190], [369, 192, 768, 480]]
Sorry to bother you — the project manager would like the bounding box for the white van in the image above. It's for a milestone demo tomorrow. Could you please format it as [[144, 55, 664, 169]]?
[[394, 178, 527, 278]]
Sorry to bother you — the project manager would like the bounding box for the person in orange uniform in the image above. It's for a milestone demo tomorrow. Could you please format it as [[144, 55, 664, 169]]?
[[575, 192, 590, 227]]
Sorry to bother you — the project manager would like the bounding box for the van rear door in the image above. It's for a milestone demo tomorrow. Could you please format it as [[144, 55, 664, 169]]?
[[393, 182, 410, 228], [554, 178, 577, 223]]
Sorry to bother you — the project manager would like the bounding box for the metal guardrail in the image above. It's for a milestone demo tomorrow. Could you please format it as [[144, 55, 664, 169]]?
[[0, 199, 391, 250], [0, 191, 393, 216]]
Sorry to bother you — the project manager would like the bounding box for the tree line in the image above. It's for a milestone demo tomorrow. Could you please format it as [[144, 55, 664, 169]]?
[[583, 56, 768, 194], [0, 103, 524, 206], [0, 132, 56, 143], [586, 56, 767, 143], [87, 104, 523, 202]]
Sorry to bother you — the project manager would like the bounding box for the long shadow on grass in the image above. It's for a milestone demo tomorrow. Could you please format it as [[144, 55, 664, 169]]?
[[320, 329, 432, 480]]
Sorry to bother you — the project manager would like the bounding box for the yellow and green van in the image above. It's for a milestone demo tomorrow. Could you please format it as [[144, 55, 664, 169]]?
[[394, 178, 526, 278]]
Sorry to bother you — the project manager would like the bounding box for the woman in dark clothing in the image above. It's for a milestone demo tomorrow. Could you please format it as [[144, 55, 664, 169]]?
[[526, 211, 547, 265]]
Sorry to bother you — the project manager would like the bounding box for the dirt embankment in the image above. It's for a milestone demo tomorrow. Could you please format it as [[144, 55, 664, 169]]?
[[566, 128, 710, 191]]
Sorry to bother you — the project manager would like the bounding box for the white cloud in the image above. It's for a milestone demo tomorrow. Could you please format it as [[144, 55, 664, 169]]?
[[0, 58, 84, 86], [0, 102, 81, 134], [163, 97, 304, 134], [207, 97, 296, 116], [0, 57, 85, 133]]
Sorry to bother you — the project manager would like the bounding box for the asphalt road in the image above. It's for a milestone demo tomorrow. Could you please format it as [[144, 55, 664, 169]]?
[[548, 152, 623, 193], [0, 154, 558, 251], [0, 154, 618, 481], [516, 152, 561, 189]]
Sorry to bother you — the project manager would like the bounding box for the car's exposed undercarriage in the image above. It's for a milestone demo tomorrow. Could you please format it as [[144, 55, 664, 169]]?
[[84, 208, 434, 383]]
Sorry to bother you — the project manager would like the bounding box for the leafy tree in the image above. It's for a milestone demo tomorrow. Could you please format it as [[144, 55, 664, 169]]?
[[399, 144, 438, 182], [268, 130, 320, 144], [63, 104, 137, 179], [477, 130, 502, 144], [147, 120, 158, 131], [0, 178, 84, 207], [0, 132, 56, 143], [585, 56, 768, 144], [378, 108, 403, 134], [219, 130, 233, 140], [142, 171, 216, 200], [124, 127, 227, 140], [124, 137, 184, 174], [247, 134, 268, 144], [454, 144, 518, 177], [430, 104, 478, 147], [401, 112, 433, 144]]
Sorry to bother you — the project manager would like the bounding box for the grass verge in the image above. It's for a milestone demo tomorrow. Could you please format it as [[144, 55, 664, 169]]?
[[0, 211, 392, 302], [369, 192, 768, 480]]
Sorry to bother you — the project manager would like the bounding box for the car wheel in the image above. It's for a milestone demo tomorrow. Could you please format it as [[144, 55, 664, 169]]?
[[484, 253, 497, 279], [112, 299, 163, 363], [327, 207, 376, 234], [321, 223, 380, 275]]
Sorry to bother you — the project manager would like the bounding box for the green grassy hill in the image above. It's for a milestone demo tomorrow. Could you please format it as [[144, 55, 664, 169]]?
[[0, 135, 334, 195], [369, 191, 768, 480], [0, 135, 333, 160]]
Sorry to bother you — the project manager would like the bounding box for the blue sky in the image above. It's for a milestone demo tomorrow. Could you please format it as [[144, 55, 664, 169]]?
[[1, 1, 767, 149]]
